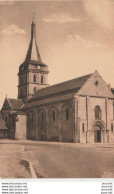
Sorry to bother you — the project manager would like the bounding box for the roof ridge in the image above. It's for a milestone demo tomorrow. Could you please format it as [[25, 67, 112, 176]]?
[[7, 98, 13, 109], [8, 98, 23, 101], [8, 98, 18, 100]]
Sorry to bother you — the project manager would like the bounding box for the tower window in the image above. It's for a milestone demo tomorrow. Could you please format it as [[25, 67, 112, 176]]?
[[33, 74, 37, 83], [22, 66, 24, 71], [82, 123, 84, 132], [95, 106, 101, 119], [53, 110, 55, 121], [111, 123, 113, 132], [66, 108, 69, 120], [41, 75, 44, 84]]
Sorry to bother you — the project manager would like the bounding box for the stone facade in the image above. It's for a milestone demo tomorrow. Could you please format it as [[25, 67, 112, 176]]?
[[25, 100, 73, 142], [75, 95, 114, 143], [1, 20, 114, 143], [9, 111, 27, 140], [18, 62, 49, 101], [22, 71, 114, 143], [0, 114, 8, 139]]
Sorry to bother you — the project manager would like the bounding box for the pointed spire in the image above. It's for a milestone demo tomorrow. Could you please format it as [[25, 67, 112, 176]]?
[[33, 11, 35, 22], [31, 21, 36, 39], [25, 17, 42, 63]]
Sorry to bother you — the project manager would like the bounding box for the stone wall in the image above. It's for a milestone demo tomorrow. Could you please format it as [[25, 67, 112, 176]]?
[[109, 130, 114, 143], [15, 114, 27, 140], [26, 100, 74, 142], [27, 111, 36, 140], [9, 114, 16, 139], [9, 113, 27, 140], [61, 103, 73, 142], [77, 96, 114, 143], [25, 95, 114, 143], [18, 64, 48, 100], [1, 109, 10, 129], [87, 130, 94, 143]]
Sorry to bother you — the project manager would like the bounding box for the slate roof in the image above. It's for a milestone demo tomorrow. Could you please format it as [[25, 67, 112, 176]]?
[[25, 21, 42, 63], [0, 118, 8, 130], [24, 93, 75, 109], [30, 73, 92, 101], [23, 73, 92, 109], [8, 99, 24, 110], [19, 21, 48, 73]]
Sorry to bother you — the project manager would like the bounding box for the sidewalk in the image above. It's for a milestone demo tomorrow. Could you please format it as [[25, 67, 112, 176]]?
[[0, 143, 32, 178], [1, 139, 114, 152]]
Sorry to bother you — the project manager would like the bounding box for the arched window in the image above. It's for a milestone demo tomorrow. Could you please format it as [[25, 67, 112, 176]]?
[[31, 113, 34, 124], [53, 110, 55, 121], [41, 112, 44, 122], [95, 106, 101, 119], [33, 74, 37, 83], [111, 123, 113, 132], [66, 108, 69, 120], [82, 123, 84, 132], [41, 75, 44, 84]]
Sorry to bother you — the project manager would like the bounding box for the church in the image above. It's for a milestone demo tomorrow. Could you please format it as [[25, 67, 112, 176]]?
[[1, 20, 114, 143]]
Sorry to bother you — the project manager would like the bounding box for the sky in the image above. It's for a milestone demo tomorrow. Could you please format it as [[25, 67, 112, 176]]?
[[0, 0, 114, 108]]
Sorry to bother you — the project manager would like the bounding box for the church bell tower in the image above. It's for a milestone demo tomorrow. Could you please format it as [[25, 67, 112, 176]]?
[[18, 19, 49, 101]]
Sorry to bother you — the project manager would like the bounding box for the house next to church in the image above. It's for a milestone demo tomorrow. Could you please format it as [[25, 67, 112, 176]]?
[[1, 20, 114, 143]]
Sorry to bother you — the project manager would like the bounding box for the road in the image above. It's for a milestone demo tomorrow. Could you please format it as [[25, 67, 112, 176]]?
[[0, 140, 114, 178], [23, 141, 114, 178]]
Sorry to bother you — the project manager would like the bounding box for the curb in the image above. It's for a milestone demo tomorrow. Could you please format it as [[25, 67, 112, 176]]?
[[28, 160, 37, 178], [21, 145, 37, 178]]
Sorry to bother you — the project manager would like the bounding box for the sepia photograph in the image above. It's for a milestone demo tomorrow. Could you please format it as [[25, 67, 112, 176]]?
[[0, 0, 114, 179]]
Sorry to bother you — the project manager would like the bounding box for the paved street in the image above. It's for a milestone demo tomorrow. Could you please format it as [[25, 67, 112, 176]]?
[[0, 139, 114, 178]]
